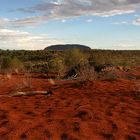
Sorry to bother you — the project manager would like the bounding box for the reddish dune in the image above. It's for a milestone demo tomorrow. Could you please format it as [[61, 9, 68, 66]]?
[[0, 73, 140, 140]]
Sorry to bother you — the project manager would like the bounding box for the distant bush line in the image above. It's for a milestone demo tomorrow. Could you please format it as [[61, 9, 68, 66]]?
[[0, 49, 140, 74]]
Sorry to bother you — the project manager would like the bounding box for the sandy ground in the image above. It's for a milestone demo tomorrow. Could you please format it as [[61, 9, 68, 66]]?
[[0, 71, 140, 140]]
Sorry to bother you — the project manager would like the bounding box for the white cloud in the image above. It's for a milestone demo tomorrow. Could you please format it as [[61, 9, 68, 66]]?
[[113, 40, 140, 50], [0, 0, 139, 27], [86, 19, 93, 22], [0, 18, 10, 26], [0, 16, 44, 28], [112, 21, 129, 25], [132, 17, 140, 25], [92, 9, 135, 17], [0, 29, 64, 50], [61, 19, 66, 23]]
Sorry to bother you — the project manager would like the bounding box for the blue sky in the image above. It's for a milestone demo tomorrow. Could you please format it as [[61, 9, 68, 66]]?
[[0, 0, 140, 50]]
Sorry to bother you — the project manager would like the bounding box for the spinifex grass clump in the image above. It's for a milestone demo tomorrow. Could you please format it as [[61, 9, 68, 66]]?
[[0, 56, 32, 89], [0, 56, 24, 74], [64, 48, 89, 70], [48, 56, 66, 78], [63, 48, 97, 80]]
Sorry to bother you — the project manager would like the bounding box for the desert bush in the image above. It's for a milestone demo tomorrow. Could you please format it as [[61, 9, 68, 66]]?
[[62, 49, 98, 80], [0, 49, 140, 73], [10, 57, 25, 73], [78, 64, 97, 81], [98, 71, 119, 80], [64, 48, 89, 70], [48, 56, 66, 77], [0, 56, 13, 73], [0, 56, 24, 74], [63, 63, 97, 81]]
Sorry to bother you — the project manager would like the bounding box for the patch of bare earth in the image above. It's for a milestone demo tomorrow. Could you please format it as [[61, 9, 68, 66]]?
[[0, 71, 140, 140]]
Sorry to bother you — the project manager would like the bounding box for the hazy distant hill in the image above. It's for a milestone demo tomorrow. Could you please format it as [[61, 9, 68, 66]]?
[[44, 44, 91, 51]]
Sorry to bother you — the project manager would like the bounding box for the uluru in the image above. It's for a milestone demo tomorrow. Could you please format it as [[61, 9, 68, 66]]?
[[44, 44, 91, 51]]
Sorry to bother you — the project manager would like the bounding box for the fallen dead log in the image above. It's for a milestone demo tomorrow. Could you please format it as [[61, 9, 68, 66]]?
[[9, 90, 53, 97]]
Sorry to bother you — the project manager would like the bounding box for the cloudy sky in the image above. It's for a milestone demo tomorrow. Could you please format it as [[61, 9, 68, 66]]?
[[0, 0, 140, 50]]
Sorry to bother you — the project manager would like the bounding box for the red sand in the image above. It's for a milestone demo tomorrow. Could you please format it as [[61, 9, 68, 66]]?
[[0, 73, 140, 140]]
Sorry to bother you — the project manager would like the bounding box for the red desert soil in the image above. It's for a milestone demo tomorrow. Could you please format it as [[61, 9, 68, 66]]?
[[0, 72, 140, 140]]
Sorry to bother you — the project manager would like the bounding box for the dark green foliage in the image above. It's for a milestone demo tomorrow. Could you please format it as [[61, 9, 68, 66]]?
[[0, 56, 24, 73], [89, 50, 140, 68], [64, 48, 89, 70], [0, 56, 12, 71], [10, 57, 24, 71], [0, 49, 140, 73], [48, 56, 65, 77]]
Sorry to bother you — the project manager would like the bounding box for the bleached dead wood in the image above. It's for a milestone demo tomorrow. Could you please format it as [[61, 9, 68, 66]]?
[[0, 91, 52, 97], [9, 91, 51, 97]]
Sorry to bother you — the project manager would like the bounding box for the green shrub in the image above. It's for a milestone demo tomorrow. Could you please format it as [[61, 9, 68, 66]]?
[[78, 64, 97, 81], [0, 56, 24, 73], [48, 56, 66, 77], [10, 57, 25, 73], [0, 56, 12, 73], [64, 49, 88, 70]]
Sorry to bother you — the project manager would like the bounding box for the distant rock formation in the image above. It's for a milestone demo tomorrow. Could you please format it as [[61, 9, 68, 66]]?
[[44, 44, 91, 51]]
